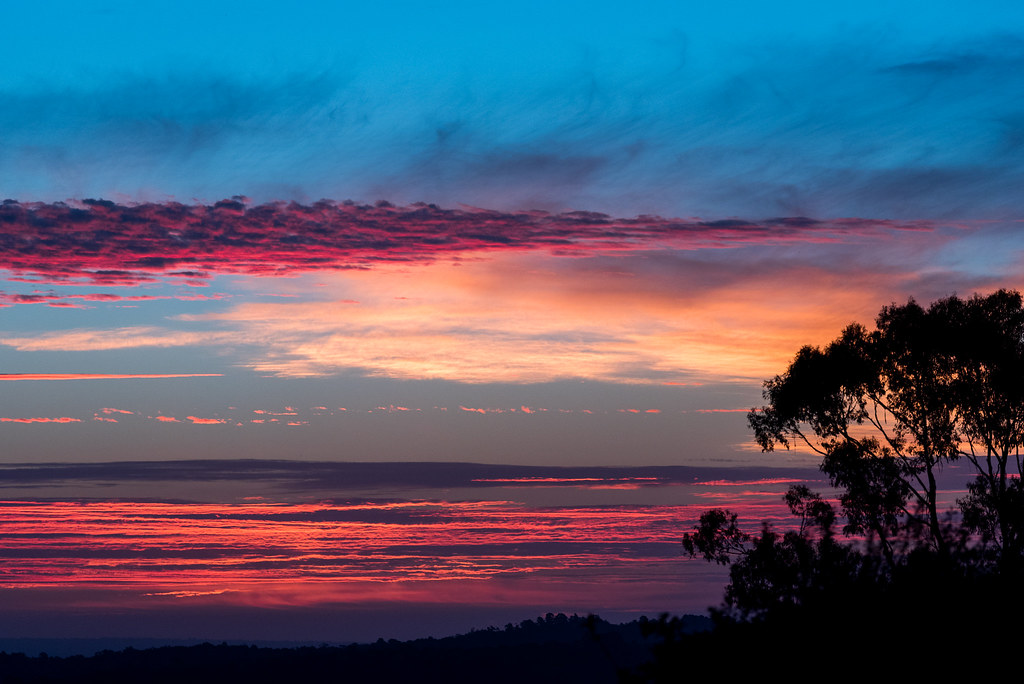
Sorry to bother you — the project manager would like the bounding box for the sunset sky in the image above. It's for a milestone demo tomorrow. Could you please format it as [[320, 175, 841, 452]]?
[[2, 0, 1024, 648]]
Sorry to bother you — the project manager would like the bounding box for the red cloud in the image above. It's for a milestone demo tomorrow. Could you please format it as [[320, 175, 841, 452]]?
[[0, 199, 932, 285]]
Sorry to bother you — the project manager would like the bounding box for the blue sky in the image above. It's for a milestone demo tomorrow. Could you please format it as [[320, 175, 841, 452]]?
[[6, 1, 1024, 217], [3, 2, 1024, 466]]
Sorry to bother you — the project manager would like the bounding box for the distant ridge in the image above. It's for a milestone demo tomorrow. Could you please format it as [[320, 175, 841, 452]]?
[[0, 458, 823, 489], [0, 614, 713, 682]]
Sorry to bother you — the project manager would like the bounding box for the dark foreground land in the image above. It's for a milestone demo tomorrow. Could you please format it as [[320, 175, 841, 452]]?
[[0, 614, 708, 684], [1, 595, 1012, 684]]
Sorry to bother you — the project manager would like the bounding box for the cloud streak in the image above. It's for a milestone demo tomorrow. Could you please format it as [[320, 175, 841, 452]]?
[[0, 290, 224, 308], [0, 459, 820, 494], [0, 458, 817, 598], [0, 498, 706, 590], [0, 374, 223, 381], [0, 199, 933, 285]]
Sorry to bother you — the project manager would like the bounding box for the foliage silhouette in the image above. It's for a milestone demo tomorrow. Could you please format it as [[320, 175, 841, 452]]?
[[685, 290, 1024, 625]]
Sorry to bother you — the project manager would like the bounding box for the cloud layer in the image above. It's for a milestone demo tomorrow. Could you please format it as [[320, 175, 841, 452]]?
[[1, 197, 1016, 385], [0, 198, 934, 286]]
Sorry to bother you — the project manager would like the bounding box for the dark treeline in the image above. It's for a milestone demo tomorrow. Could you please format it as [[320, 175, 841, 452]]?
[[0, 614, 713, 684]]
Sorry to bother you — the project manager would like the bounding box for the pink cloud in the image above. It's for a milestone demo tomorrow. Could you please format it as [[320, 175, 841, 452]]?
[[0, 416, 81, 423], [187, 416, 227, 425], [0, 199, 934, 285]]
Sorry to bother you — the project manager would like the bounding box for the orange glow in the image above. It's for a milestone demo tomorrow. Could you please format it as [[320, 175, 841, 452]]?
[[7, 248, 928, 385]]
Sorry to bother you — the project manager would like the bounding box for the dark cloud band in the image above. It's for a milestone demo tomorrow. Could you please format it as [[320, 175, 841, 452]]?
[[0, 199, 930, 285]]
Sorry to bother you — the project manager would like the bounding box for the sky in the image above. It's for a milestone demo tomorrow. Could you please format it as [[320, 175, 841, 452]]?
[[2, 0, 1024, 649]]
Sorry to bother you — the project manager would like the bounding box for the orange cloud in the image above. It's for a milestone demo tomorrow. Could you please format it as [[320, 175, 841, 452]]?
[[4, 225, 1017, 385], [187, 416, 227, 425], [154, 249, 947, 384], [0, 329, 235, 352]]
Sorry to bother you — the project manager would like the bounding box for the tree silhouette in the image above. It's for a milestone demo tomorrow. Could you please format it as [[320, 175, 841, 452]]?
[[748, 290, 1024, 566], [686, 290, 1024, 622]]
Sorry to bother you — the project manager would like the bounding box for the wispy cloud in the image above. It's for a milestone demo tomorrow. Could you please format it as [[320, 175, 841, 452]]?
[[0, 459, 821, 494], [4, 31, 1024, 220], [164, 242, 1016, 383], [0, 373, 223, 381], [0, 454, 821, 602], [0, 290, 224, 308], [3, 224, 1016, 385], [0, 498, 702, 590], [0, 329, 234, 352]]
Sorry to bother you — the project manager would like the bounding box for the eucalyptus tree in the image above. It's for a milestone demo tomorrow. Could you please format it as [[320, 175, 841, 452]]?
[[683, 291, 1024, 624], [748, 290, 1024, 566]]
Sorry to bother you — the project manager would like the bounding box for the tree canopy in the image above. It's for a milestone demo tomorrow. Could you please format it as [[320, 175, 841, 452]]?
[[684, 290, 1024, 622]]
